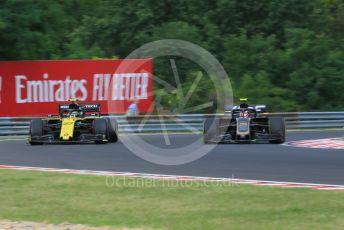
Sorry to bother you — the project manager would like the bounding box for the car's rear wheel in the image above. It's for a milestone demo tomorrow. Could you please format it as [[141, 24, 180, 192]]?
[[93, 118, 108, 144], [203, 118, 219, 144], [29, 119, 44, 145], [105, 118, 118, 143], [269, 117, 286, 144]]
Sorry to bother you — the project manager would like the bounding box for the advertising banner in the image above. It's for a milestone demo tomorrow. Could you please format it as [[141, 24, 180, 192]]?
[[0, 59, 153, 116]]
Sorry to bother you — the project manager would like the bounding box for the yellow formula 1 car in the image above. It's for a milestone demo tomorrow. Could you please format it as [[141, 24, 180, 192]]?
[[28, 101, 118, 145]]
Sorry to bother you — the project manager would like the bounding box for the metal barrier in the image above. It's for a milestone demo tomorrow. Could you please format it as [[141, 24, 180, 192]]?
[[0, 112, 343, 136]]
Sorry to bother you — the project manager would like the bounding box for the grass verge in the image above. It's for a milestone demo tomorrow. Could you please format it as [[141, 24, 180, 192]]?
[[0, 169, 344, 229]]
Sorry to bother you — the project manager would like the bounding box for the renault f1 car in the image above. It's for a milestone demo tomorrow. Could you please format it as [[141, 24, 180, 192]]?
[[28, 102, 118, 145], [203, 99, 285, 144]]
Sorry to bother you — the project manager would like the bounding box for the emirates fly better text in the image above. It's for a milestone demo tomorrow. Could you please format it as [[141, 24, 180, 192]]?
[[15, 73, 149, 103]]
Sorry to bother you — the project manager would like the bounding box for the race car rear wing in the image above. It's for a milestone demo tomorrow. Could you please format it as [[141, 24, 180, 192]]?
[[254, 105, 268, 113], [81, 104, 101, 112], [59, 103, 101, 113], [224, 104, 267, 113]]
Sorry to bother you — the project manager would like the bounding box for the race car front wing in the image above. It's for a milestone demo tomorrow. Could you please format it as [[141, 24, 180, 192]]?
[[28, 133, 107, 144]]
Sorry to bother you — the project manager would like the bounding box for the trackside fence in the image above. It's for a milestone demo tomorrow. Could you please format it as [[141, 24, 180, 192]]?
[[0, 112, 343, 136]]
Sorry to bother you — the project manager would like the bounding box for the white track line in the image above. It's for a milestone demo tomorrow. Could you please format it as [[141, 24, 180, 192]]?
[[283, 138, 344, 150], [0, 164, 344, 192]]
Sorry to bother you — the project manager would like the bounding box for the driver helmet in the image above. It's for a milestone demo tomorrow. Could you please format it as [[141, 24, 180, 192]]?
[[69, 97, 78, 104], [244, 111, 250, 118], [240, 111, 250, 118], [70, 111, 80, 118]]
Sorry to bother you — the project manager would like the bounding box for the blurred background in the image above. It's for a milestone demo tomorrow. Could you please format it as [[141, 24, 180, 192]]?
[[0, 0, 343, 112]]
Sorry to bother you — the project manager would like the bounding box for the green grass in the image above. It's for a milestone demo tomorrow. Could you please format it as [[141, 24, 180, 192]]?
[[0, 170, 344, 229]]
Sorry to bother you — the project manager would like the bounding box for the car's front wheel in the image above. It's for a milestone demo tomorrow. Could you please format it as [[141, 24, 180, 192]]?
[[269, 117, 286, 144], [93, 118, 108, 144], [203, 118, 219, 144], [29, 119, 44, 145], [105, 118, 118, 143]]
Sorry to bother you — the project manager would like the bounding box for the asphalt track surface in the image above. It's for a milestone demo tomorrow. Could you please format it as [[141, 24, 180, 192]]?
[[0, 130, 343, 185]]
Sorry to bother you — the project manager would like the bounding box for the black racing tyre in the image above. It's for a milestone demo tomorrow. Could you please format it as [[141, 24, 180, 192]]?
[[269, 117, 286, 144], [203, 118, 219, 144], [105, 118, 118, 143], [93, 118, 108, 144], [29, 119, 44, 145]]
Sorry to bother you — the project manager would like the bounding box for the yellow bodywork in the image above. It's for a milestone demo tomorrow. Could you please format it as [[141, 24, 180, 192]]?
[[60, 118, 77, 141]]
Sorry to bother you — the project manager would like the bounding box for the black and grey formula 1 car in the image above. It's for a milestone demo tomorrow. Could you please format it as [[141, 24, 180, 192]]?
[[203, 99, 285, 144], [28, 101, 118, 145]]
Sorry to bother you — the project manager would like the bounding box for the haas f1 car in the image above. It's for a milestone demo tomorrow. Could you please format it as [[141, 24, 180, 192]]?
[[204, 99, 285, 144], [28, 101, 118, 145]]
